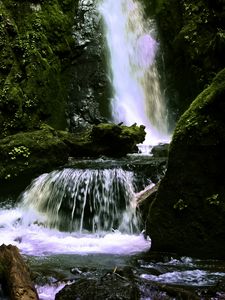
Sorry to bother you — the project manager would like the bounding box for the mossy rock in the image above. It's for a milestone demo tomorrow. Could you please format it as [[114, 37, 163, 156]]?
[[90, 123, 146, 157], [0, 0, 78, 138], [147, 0, 225, 119], [146, 69, 225, 259], [0, 123, 146, 189], [0, 126, 72, 184]]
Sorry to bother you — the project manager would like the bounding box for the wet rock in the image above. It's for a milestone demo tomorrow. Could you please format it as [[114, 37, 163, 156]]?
[[0, 123, 146, 190], [151, 143, 169, 157], [67, 0, 111, 132], [0, 244, 38, 300], [55, 273, 140, 300], [146, 68, 225, 259], [145, 0, 225, 121]]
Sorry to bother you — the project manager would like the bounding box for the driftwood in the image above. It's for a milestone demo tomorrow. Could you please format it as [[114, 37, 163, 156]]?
[[0, 244, 39, 300], [135, 182, 159, 206]]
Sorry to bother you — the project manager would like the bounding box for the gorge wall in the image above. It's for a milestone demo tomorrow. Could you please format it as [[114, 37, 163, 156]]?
[[142, 0, 225, 120], [143, 0, 225, 258]]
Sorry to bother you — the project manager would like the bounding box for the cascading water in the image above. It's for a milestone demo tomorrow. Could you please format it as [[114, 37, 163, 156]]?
[[0, 168, 150, 256], [19, 168, 139, 233], [98, 0, 170, 146]]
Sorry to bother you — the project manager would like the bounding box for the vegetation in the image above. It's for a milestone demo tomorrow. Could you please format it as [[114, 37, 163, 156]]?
[[0, 123, 146, 185], [147, 69, 225, 259], [0, 0, 78, 138], [142, 0, 225, 118]]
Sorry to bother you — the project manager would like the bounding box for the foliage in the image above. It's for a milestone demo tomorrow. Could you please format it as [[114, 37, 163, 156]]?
[[173, 199, 188, 211], [9, 145, 30, 160], [207, 194, 220, 206]]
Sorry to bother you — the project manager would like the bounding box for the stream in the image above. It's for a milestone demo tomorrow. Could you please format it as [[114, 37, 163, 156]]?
[[1, 157, 225, 299], [0, 0, 224, 299]]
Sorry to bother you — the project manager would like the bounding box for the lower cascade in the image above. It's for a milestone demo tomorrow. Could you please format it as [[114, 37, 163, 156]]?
[[0, 168, 151, 256], [19, 168, 139, 233]]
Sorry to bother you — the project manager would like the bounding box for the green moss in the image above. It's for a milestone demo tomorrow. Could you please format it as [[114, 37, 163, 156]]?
[[172, 68, 225, 145], [147, 69, 225, 259], [0, 0, 78, 138], [150, 0, 225, 118], [0, 123, 146, 183], [91, 123, 146, 156]]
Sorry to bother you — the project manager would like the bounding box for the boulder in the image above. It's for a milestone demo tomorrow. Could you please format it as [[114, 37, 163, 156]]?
[[89, 123, 146, 157], [146, 68, 225, 259], [55, 272, 140, 300], [0, 123, 146, 188], [143, 0, 225, 120], [0, 125, 71, 186], [0, 244, 38, 300], [151, 143, 169, 157]]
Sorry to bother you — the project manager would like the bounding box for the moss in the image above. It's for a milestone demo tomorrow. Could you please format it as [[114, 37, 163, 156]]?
[[172, 68, 225, 145], [90, 123, 146, 157], [0, 0, 78, 138], [0, 123, 146, 185], [147, 69, 225, 259], [0, 126, 72, 183], [149, 0, 225, 118]]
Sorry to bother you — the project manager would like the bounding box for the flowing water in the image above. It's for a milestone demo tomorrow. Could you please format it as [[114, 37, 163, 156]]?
[[0, 1, 224, 299], [98, 0, 170, 146], [0, 168, 150, 256], [1, 165, 225, 299]]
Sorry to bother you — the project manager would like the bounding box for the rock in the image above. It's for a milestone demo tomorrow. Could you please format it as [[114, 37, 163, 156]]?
[[90, 123, 146, 157], [144, 0, 225, 121], [151, 143, 169, 157], [0, 244, 38, 300], [0, 125, 71, 186], [146, 68, 225, 259], [0, 0, 78, 138], [55, 273, 140, 300], [0, 123, 146, 188], [67, 0, 111, 132]]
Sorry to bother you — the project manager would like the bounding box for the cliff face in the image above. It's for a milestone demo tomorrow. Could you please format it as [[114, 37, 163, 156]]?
[[0, 0, 113, 188], [66, 0, 111, 132], [139, 0, 225, 258], [143, 0, 225, 119], [0, 0, 79, 138]]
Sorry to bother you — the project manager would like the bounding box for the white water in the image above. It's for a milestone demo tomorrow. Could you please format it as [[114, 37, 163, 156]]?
[[0, 168, 151, 256], [98, 0, 170, 146], [141, 270, 225, 286]]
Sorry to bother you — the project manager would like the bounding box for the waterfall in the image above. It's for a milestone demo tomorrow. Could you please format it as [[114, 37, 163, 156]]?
[[98, 0, 170, 145], [19, 168, 139, 234]]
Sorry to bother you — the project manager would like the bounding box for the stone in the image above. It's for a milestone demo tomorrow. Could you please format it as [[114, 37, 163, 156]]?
[[0, 244, 38, 300], [55, 273, 140, 300], [146, 68, 225, 259], [151, 143, 169, 157], [0, 123, 146, 190]]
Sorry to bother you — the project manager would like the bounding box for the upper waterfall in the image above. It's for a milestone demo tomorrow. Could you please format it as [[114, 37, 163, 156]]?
[[98, 0, 170, 145]]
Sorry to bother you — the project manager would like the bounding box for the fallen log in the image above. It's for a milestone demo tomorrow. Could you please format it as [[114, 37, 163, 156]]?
[[135, 182, 159, 206], [0, 244, 39, 300]]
